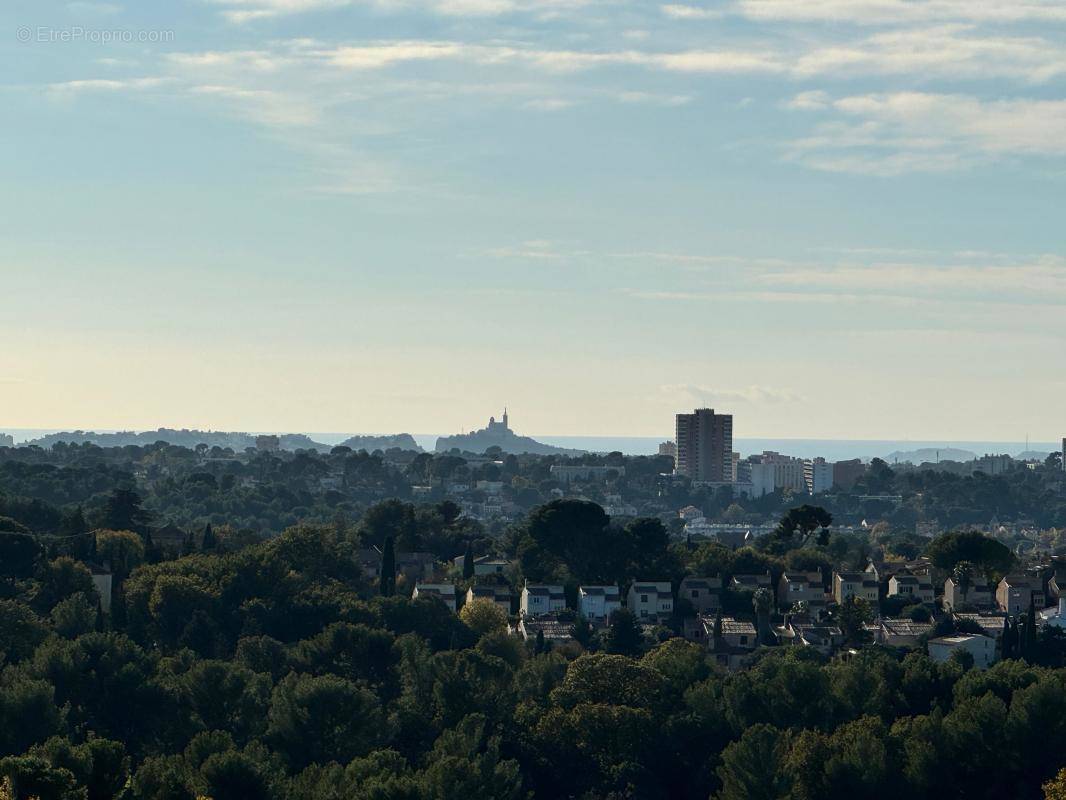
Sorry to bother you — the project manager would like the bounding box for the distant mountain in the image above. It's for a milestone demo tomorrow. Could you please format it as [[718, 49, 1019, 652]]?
[[885, 447, 976, 464], [25, 428, 332, 452], [337, 434, 422, 452], [435, 411, 585, 456], [1016, 450, 1054, 461]]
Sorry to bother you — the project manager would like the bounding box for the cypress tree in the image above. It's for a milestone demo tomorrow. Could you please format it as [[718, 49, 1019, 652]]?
[[380, 536, 396, 597], [111, 587, 127, 630], [95, 598, 106, 633], [201, 523, 217, 552], [1002, 617, 1014, 660], [1025, 595, 1038, 660], [88, 529, 98, 562], [462, 542, 475, 581], [535, 628, 546, 655]]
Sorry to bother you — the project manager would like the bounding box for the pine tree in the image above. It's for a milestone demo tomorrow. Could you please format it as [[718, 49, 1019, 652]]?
[[201, 523, 217, 552], [462, 542, 475, 581], [380, 536, 396, 597]]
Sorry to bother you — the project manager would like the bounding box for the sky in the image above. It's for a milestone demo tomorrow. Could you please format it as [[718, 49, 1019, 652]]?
[[2, 0, 1065, 442]]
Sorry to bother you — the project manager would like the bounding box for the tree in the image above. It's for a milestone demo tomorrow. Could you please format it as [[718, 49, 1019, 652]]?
[[200, 523, 217, 552], [380, 536, 396, 597], [953, 561, 976, 597], [835, 595, 874, 646], [462, 542, 475, 581], [266, 673, 384, 769], [0, 601, 48, 663], [770, 505, 833, 551], [459, 599, 508, 637], [753, 588, 775, 646], [1045, 767, 1066, 800], [95, 530, 144, 582], [603, 608, 643, 657], [0, 533, 41, 582], [101, 489, 152, 535], [1024, 596, 1038, 661], [925, 531, 1014, 576], [715, 724, 793, 800]]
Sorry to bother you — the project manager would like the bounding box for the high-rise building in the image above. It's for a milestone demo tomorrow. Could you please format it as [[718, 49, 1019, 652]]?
[[804, 457, 833, 495], [674, 408, 733, 482]]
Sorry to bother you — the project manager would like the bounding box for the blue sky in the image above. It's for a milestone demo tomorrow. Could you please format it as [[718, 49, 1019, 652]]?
[[2, 0, 1065, 441]]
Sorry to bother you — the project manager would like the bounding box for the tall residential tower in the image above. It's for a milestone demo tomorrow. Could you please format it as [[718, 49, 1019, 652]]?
[[675, 408, 733, 482]]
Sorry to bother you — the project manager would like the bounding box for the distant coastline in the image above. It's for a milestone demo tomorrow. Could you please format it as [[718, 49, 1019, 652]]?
[[0, 428, 1056, 462]]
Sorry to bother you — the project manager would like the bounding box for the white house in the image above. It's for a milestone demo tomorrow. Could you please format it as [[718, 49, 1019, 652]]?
[[520, 583, 566, 617], [627, 581, 673, 619], [466, 585, 512, 615], [888, 572, 935, 604], [578, 585, 622, 622], [927, 633, 997, 669], [412, 583, 457, 612]]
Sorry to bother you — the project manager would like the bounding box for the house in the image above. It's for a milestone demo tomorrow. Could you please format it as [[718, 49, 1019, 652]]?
[[878, 618, 934, 648], [943, 576, 994, 611], [777, 571, 825, 611], [996, 575, 1046, 615], [730, 573, 772, 593], [954, 612, 1007, 640], [521, 584, 566, 617], [865, 559, 907, 582], [412, 583, 457, 612], [833, 572, 880, 607], [578, 585, 622, 623], [1039, 597, 1066, 630], [678, 575, 722, 615], [516, 613, 575, 645], [778, 619, 844, 655], [89, 564, 113, 614], [627, 581, 674, 619], [704, 615, 758, 669], [887, 572, 935, 605], [397, 552, 438, 582], [453, 554, 511, 577], [679, 505, 704, 522], [927, 634, 998, 669], [466, 585, 512, 615]]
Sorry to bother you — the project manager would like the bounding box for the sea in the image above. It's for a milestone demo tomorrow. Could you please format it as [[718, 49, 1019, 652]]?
[[1, 428, 1058, 462]]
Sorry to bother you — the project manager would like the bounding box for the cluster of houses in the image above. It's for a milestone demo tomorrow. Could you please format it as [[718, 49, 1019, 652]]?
[[398, 552, 1066, 671]]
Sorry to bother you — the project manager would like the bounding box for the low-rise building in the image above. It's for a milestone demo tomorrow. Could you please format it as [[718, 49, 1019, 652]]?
[[466, 585, 512, 615], [943, 577, 994, 611], [89, 564, 113, 614], [887, 572, 935, 604], [833, 571, 880, 607], [777, 571, 825, 611], [578, 585, 622, 623], [954, 612, 1007, 640], [627, 581, 674, 619], [928, 633, 998, 669], [516, 613, 575, 645], [453, 554, 511, 576], [878, 618, 934, 648], [412, 582, 457, 612], [731, 573, 772, 593], [521, 583, 566, 617], [996, 575, 1046, 615], [704, 615, 758, 669], [678, 575, 723, 615]]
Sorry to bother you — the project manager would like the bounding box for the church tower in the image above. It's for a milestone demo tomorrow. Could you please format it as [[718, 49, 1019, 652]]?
[[502, 407, 508, 430]]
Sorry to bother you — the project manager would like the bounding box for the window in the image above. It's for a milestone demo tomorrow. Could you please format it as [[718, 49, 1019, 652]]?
[[739, 636, 748, 645], [691, 590, 699, 599], [641, 594, 648, 603]]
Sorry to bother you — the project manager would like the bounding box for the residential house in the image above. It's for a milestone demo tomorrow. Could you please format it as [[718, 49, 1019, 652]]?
[[578, 585, 622, 623], [396, 552, 438, 583], [888, 572, 935, 605], [412, 583, 457, 612], [927, 634, 998, 669], [996, 575, 1046, 615], [1039, 597, 1066, 630], [453, 554, 511, 577], [777, 618, 844, 656], [777, 571, 826, 611], [704, 615, 758, 669], [89, 564, 113, 614], [521, 584, 566, 617], [833, 572, 880, 607], [878, 618, 934, 648], [627, 581, 674, 619], [954, 612, 1007, 640], [678, 575, 723, 615], [516, 613, 575, 645], [730, 573, 772, 593], [466, 585, 512, 615], [943, 576, 994, 611]]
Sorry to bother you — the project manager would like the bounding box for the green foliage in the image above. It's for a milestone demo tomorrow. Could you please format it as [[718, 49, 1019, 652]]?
[[925, 530, 1015, 575]]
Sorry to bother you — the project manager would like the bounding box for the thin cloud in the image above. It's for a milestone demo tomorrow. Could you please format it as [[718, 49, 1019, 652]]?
[[662, 384, 804, 406]]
